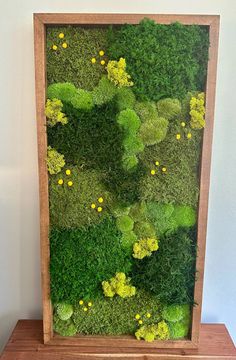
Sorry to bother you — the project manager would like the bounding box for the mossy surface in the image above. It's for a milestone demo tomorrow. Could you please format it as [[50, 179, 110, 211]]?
[[46, 26, 108, 90], [107, 19, 209, 101], [50, 219, 132, 304]]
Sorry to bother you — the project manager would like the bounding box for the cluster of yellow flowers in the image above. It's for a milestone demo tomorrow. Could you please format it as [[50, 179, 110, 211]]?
[[46, 146, 65, 175], [102, 272, 136, 298], [133, 238, 159, 259], [150, 160, 167, 176], [57, 168, 73, 187], [189, 92, 205, 129], [52, 32, 68, 51], [78, 299, 93, 312], [91, 50, 106, 66], [135, 320, 170, 342], [107, 58, 134, 87], [175, 121, 192, 141], [90, 197, 104, 212], [134, 312, 151, 325]]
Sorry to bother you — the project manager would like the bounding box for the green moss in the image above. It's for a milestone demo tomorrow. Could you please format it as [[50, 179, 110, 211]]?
[[117, 109, 141, 135], [121, 231, 138, 254], [46, 26, 108, 90], [47, 146, 65, 175], [50, 219, 132, 303], [133, 221, 156, 239], [116, 215, 134, 233], [168, 316, 191, 339], [172, 206, 196, 228], [72, 290, 161, 335], [116, 87, 136, 111], [161, 304, 190, 322], [123, 135, 144, 155], [107, 19, 209, 100], [129, 202, 147, 222], [92, 76, 117, 106], [70, 89, 94, 111], [156, 98, 181, 120], [56, 303, 74, 320], [122, 154, 139, 172], [47, 82, 77, 102], [49, 167, 113, 228], [135, 320, 170, 342], [132, 228, 197, 305], [139, 116, 168, 146], [45, 98, 68, 127], [134, 101, 157, 122], [53, 314, 77, 336]]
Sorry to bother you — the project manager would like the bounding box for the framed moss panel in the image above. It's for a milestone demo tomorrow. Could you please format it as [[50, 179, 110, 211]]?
[[34, 13, 219, 349]]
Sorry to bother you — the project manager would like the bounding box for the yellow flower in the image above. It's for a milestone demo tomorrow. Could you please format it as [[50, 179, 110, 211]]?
[[52, 45, 58, 50], [162, 167, 167, 173], [100, 60, 105, 66], [150, 169, 156, 176], [91, 57, 96, 64], [62, 42, 68, 49], [79, 300, 84, 305], [91, 203, 96, 209], [65, 169, 71, 175], [187, 132, 192, 139], [181, 122, 186, 127], [155, 161, 159, 166], [176, 133, 181, 140], [58, 33, 64, 39], [138, 320, 143, 325], [135, 314, 140, 320], [146, 313, 151, 318], [97, 207, 103, 212], [99, 50, 105, 56], [83, 307, 88, 312], [58, 179, 63, 185], [88, 302, 92, 307], [98, 197, 104, 203], [68, 181, 73, 187]]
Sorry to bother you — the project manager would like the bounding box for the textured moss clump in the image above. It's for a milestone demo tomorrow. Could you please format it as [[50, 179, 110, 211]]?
[[50, 219, 132, 303], [49, 167, 113, 228], [116, 215, 134, 233], [53, 314, 77, 336], [72, 290, 161, 335], [56, 303, 74, 320], [132, 228, 197, 305], [107, 19, 209, 100], [156, 98, 181, 120], [46, 26, 108, 90], [92, 76, 117, 106], [161, 304, 190, 322], [102, 272, 136, 298], [116, 87, 136, 111]]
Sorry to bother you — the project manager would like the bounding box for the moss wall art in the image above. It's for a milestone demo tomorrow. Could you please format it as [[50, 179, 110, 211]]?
[[45, 18, 209, 342]]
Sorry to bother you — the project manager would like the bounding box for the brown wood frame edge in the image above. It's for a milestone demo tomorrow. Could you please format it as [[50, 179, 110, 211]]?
[[33, 13, 220, 348]]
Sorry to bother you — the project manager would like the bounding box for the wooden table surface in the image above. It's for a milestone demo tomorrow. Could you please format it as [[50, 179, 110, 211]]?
[[1, 320, 236, 359]]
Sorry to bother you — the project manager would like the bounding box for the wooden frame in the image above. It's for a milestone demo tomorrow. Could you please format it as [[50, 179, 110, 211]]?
[[34, 13, 220, 349]]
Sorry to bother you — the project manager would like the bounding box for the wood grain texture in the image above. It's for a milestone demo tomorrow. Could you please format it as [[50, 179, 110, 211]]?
[[1, 321, 236, 359], [33, 13, 220, 348]]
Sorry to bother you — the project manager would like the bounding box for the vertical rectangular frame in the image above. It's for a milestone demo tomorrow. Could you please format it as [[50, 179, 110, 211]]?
[[34, 13, 219, 348]]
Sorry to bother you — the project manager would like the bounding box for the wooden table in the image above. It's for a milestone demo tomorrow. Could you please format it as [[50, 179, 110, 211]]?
[[1, 320, 235, 359]]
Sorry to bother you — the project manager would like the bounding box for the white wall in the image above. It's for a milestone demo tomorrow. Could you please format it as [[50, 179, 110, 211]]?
[[0, 0, 235, 353]]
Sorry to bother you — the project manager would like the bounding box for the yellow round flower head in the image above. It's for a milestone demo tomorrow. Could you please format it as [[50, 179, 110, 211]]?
[[187, 132, 192, 139], [88, 302, 92, 307], [138, 320, 143, 325], [68, 181, 73, 187], [100, 60, 105, 66], [155, 161, 160, 166], [98, 197, 104, 203], [65, 169, 71, 175], [150, 169, 156, 176], [99, 50, 105, 56], [52, 45, 57, 51], [97, 206, 103, 212], [79, 300, 83, 305], [146, 313, 151, 318], [91, 203, 96, 209], [181, 122, 186, 127], [176, 133, 181, 140], [162, 167, 167, 173], [59, 33, 64, 39], [135, 314, 140, 320], [62, 42, 68, 49], [83, 307, 88, 312], [91, 57, 96, 64], [58, 179, 64, 185]]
